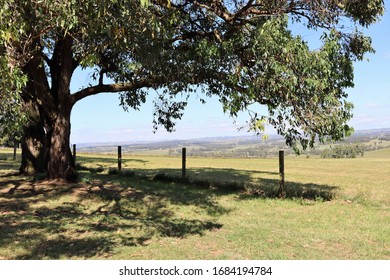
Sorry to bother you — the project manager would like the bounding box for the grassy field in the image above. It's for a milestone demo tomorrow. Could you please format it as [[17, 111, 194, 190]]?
[[0, 147, 389, 259]]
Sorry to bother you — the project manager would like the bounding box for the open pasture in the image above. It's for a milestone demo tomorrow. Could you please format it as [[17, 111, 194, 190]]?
[[0, 147, 389, 259]]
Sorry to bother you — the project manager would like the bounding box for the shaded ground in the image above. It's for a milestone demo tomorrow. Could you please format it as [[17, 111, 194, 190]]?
[[0, 172, 225, 259], [0, 155, 339, 259]]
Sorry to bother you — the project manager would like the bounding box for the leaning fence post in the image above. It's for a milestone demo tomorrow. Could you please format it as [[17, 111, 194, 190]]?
[[278, 150, 285, 197], [182, 147, 186, 178], [118, 146, 122, 171], [73, 144, 76, 166]]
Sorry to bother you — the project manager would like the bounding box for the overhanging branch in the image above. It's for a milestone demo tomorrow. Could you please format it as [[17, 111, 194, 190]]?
[[70, 77, 164, 105]]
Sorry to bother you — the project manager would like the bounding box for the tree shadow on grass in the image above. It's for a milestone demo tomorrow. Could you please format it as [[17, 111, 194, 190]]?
[[139, 167, 339, 201], [0, 168, 224, 259], [237, 179, 338, 201], [0, 159, 338, 259], [21, 237, 116, 259]]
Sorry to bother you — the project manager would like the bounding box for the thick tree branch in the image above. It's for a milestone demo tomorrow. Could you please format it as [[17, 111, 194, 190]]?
[[39, 49, 52, 68], [57, 35, 74, 100], [70, 78, 162, 105]]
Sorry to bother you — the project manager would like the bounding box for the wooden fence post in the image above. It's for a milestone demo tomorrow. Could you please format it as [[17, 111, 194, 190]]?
[[182, 147, 186, 178], [13, 142, 17, 161], [73, 144, 76, 166], [278, 150, 285, 197], [118, 146, 122, 171]]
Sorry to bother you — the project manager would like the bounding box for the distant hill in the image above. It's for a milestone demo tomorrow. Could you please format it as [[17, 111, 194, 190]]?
[[76, 128, 390, 158]]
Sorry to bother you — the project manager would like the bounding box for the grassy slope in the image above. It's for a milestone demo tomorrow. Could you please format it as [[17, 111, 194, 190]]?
[[0, 147, 389, 259], [365, 147, 390, 158]]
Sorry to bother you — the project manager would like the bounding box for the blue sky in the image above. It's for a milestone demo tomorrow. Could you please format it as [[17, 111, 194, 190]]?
[[70, 5, 390, 144]]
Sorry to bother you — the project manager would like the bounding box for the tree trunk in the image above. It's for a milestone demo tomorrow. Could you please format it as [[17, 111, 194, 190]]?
[[19, 60, 49, 175], [19, 99, 47, 175], [19, 120, 47, 174], [46, 109, 77, 181], [17, 34, 78, 181]]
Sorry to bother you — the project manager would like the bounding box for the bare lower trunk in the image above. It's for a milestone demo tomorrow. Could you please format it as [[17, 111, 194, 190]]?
[[46, 110, 77, 181], [19, 119, 47, 174], [19, 63, 48, 175]]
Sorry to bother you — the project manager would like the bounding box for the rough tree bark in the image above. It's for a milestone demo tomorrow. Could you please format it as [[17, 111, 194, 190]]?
[[44, 35, 77, 181], [19, 87, 76, 181], [19, 87, 47, 175], [46, 106, 76, 181], [19, 118, 46, 174], [18, 35, 77, 180]]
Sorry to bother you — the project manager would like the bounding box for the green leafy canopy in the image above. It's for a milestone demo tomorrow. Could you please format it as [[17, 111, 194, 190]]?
[[0, 0, 385, 150]]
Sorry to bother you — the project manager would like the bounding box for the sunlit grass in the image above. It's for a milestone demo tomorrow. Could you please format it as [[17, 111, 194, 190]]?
[[0, 147, 389, 259]]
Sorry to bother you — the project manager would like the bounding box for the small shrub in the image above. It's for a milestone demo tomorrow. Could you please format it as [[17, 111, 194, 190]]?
[[321, 143, 365, 158]]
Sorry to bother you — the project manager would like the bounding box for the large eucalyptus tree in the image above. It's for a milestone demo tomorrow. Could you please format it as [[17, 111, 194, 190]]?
[[0, 0, 384, 180]]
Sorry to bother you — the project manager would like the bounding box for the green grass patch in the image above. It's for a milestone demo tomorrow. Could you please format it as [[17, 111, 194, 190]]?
[[1, 148, 389, 259]]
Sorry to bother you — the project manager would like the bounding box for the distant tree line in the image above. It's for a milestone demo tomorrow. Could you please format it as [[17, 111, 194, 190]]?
[[320, 143, 365, 159]]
